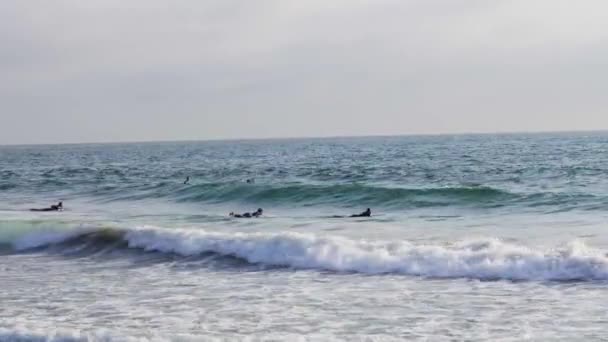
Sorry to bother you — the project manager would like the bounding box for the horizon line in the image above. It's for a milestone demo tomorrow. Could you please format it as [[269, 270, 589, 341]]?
[[2, 128, 607, 147]]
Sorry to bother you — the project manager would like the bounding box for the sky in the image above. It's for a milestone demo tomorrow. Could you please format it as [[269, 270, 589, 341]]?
[[1, 0, 607, 144]]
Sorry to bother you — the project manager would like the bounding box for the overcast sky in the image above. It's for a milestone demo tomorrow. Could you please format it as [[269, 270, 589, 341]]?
[[1, 0, 607, 144]]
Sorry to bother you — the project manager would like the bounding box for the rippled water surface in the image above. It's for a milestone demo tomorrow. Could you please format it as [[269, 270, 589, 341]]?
[[2, 133, 608, 341]]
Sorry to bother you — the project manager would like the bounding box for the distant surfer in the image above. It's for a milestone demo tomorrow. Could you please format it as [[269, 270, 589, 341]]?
[[30, 201, 63, 212], [331, 208, 372, 218], [230, 208, 263, 218], [350, 208, 371, 217], [184, 176, 190, 185], [246, 178, 255, 184]]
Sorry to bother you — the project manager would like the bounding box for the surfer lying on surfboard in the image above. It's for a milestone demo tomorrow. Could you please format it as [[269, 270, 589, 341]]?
[[350, 208, 371, 217], [330, 208, 372, 218], [230, 208, 263, 218], [30, 201, 63, 212]]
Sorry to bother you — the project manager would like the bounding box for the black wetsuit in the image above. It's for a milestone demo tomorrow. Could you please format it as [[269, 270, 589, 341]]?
[[231, 210, 262, 218], [233, 212, 252, 218], [30, 203, 62, 212], [350, 209, 371, 217]]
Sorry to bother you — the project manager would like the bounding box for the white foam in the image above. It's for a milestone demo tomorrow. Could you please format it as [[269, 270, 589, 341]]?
[[9, 225, 608, 281], [123, 227, 608, 281]]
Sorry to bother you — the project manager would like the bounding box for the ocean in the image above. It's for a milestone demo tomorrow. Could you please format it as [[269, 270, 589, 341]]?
[[1, 133, 608, 341]]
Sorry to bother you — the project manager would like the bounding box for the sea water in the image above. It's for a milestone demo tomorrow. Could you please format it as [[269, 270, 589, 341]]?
[[2, 133, 608, 341]]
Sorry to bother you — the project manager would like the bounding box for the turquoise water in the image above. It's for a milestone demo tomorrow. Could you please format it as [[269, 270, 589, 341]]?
[[2, 133, 608, 341], [3, 133, 608, 212]]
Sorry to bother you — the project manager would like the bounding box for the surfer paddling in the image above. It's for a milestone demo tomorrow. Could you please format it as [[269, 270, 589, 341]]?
[[330, 208, 372, 218], [230, 208, 263, 218], [350, 208, 371, 217], [30, 201, 63, 212]]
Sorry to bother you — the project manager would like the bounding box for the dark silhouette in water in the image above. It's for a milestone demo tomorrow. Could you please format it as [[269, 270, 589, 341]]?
[[350, 208, 371, 217], [30, 202, 63, 212], [246, 178, 255, 184], [331, 208, 372, 218], [184, 176, 190, 185], [230, 208, 263, 218]]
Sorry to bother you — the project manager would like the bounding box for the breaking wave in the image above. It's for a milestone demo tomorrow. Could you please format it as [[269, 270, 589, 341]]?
[[7, 225, 608, 281]]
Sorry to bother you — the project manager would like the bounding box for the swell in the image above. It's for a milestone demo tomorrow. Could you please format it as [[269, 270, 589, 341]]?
[[0, 183, 17, 191], [2, 166, 602, 209], [96, 183, 517, 208], [9, 225, 608, 281], [108, 182, 603, 210]]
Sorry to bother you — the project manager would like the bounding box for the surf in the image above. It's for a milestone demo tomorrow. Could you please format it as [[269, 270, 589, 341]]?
[[84, 182, 518, 209], [8, 224, 608, 281]]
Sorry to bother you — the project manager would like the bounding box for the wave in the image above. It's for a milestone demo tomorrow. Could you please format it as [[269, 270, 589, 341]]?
[[97, 183, 516, 208], [2, 164, 601, 209], [9, 225, 608, 281], [0, 183, 17, 191]]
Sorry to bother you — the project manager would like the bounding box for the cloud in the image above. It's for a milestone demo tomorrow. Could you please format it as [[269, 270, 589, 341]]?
[[1, 0, 607, 144]]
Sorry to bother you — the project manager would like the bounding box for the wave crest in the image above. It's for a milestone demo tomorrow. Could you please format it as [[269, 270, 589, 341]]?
[[9, 226, 608, 281], [102, 183, 514, 208]]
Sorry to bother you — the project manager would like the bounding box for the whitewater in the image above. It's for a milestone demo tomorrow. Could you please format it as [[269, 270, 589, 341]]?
[[2, 133, 608, 341], [7, 225, 608, 281]]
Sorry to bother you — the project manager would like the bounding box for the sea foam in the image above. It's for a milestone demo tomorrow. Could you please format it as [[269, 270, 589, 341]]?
[[10, 226, 608, 281]]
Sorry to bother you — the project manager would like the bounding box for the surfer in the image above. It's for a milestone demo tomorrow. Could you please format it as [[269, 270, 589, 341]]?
[[30, 201, 63, 212], [330, 208, 372, 218], [184, 176, 190, 185], [230, 208, 263, 218], [350, 208, 371, 217], [246, 178, 255, 184]]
